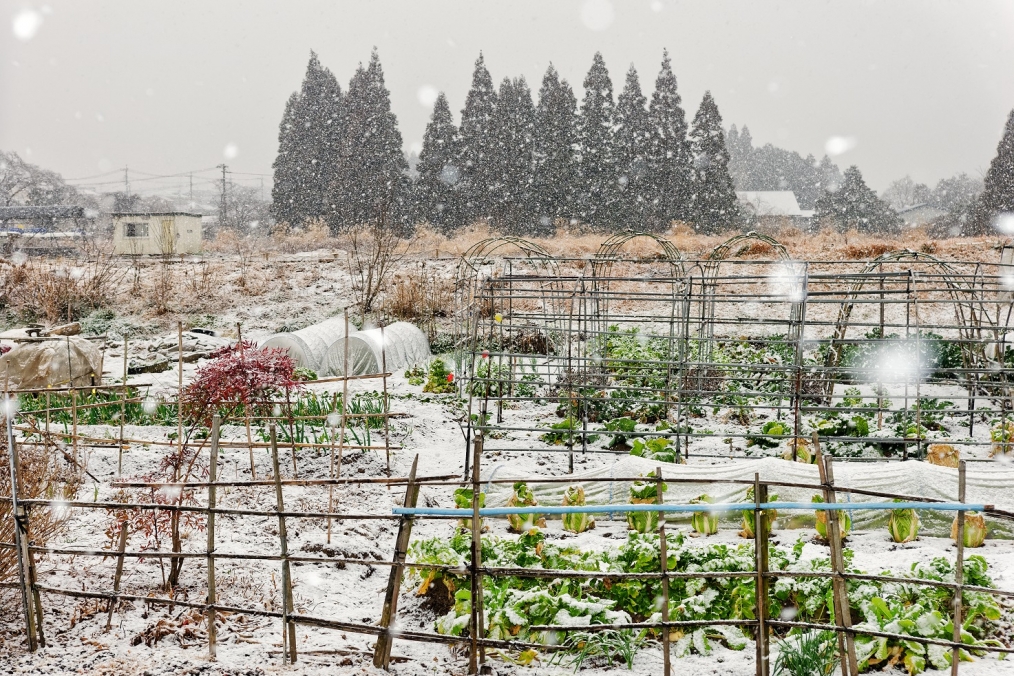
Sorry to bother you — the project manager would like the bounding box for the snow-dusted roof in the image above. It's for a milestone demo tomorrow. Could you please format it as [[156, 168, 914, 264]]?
[[896, 203, 947, 226], [736, 191, 804, 217]]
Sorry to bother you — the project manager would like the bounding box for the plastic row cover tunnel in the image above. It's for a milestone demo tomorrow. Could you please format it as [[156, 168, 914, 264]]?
[[259, 317, 350, 374], [325, 322, 431, 377]]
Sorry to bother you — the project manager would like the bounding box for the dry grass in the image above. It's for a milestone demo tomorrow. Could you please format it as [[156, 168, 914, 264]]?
[[382, 262, 454, 337], [1, 431, 82, 614], [0, 254, 126, 324]]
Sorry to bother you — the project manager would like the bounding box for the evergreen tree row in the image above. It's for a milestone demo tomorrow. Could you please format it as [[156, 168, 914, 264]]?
[[272, 50, 741, 235], [271, 50, 409, 234]]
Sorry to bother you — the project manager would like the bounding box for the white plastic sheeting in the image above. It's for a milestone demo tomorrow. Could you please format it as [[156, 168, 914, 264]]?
[[324, 322, 430, 377], [480, 456, 1014, 535], [259, 317, 350, 373]]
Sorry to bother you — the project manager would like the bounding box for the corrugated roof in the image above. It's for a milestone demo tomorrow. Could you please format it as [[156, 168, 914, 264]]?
[[0, 205, 86, 220], [736, 191, 804, 217], [110, 212, 204, 218]]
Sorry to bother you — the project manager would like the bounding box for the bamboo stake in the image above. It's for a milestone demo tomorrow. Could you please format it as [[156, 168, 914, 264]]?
[[754, 474, 770, 676], [71, 386, 78, 465], [952, 461, 966, 676], [820, 452, 859, 676], [206, 415, 220, 660], [270, 426, 297, 663], [468, 434, 484, 675], [118, 336, 127, 476], [104, 521, 128, 631], [374, 454, 420, 669], [176, 321, 184, 452], [239, 323, 256, 480], [380, 325, 391, 473], [336, 310, 350, 483], [6, 407, 38, 651], [285, 387, 298, 478], [326, 413, 338, 544], [656, 467, 671, 676]]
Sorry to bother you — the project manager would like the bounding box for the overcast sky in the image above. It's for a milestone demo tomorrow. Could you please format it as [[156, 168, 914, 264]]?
[[2, 0, 1013, 196]]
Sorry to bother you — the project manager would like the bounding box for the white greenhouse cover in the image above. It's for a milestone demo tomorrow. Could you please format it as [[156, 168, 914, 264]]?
[[259, 317, 350, 373], [480, 455, 1014, 534], [324, 321, 430, 377]]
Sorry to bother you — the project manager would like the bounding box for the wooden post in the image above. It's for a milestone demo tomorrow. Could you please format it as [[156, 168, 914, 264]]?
[[754, 474, 769, 676], [373, 455, 420, 669], [270, 426, 297, 663], [951, 461, 966, 676], [468, 434, 484, 675], [206, 415, 221, 660], [104, 521, 129, 631], [118, 336, 127, 476], [6, 411, 39, 652], [656, 467, 671, 676], [821, 454, 859, 676]]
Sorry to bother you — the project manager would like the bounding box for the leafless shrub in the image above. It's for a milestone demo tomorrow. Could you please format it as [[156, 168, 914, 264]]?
[[383, 262, 453, 337], [151, 256, 175, 316], [340, 208, 411, 315], [184, 260, 220, 299], [1, 431, 82, 614], [0, 253, 126, 324]]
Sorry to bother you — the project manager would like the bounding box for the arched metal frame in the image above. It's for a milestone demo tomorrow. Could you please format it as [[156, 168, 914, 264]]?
[[451, 234, 1011, 473]]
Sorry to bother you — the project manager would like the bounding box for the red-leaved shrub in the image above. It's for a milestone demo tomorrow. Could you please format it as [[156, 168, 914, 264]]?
[[181, 342, 302, 427]]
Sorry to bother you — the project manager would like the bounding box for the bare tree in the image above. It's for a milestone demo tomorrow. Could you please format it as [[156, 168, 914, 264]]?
[[0, 150, 87, 207], [341, 206, 410, 315], [222, 184, 272, 234], [880, 175, 932, 210]]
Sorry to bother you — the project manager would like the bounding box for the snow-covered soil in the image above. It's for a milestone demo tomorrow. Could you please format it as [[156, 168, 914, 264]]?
[[4, 369, 1014, 675], [4, 246, 1014, 674]]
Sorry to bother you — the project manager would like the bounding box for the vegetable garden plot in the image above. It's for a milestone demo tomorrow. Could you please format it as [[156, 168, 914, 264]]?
[[457, 252, 1014, 471]]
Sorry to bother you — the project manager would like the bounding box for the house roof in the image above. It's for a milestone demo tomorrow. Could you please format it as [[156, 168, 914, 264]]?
[[0, 205, 86, 220], [111, 212, 204, 218], [736, 191, 805, 217], [895, 203, 947, 226]]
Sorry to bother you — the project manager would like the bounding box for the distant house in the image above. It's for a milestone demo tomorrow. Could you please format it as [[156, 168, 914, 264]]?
[[112, 212, 203, 255], [896, 203, 947, 228], [736, 191, 813, 218], [0, 205, 89, 254]]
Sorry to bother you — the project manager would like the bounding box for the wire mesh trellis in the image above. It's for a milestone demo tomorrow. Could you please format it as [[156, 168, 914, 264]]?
[[459, 238, 1014, 470]]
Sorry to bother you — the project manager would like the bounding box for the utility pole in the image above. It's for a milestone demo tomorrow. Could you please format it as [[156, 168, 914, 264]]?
[[218, 164, 228, 228], [124, 166, 130, 198], [189, 173, 193, 204]]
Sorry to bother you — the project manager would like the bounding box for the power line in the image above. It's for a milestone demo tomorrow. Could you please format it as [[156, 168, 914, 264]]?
[[61, 168, 124, 181]]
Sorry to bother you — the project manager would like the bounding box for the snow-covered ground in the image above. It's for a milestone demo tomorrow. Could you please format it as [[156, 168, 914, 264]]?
[[4, 367, 1014, 675]]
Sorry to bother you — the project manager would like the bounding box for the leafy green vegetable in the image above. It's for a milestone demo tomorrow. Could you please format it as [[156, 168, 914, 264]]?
[[741, 487, 778, 539], [690, 494, 719, 535], [888, 500, 920, 543], [952, 512, 987, 548], [627, 472, 667, 533], [454, 487, 485, 531], [812, 494, 851, 541], [506, 482, 545, 532], [773, 630, 840, 676], [629, 436, 679, 463], [562, 485, 595, 533]]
